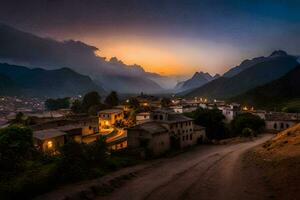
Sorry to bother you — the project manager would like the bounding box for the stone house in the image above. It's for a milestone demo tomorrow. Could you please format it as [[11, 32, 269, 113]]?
[[127, 109, 207, 155], [127, 122, 170, 156], [265, 112, 300, 131], [135, 112, 151, 124], [98, 109, 124, 131], [33, 129, 67, 153]]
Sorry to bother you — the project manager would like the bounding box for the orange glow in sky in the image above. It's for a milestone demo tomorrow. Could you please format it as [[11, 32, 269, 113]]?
[[81, 34, 242, 76]]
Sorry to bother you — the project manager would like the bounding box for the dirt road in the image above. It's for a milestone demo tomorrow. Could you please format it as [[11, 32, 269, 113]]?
[[99, 134, 273, 200], [38, 134, 273, 200]]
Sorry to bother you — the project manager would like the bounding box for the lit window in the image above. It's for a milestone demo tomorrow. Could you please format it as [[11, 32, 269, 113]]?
[[47, 141, 53, 148]]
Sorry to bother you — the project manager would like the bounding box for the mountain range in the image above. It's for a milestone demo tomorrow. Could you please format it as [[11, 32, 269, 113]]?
[[184, 50, 299, 99], [175, 72, 220, 92], [0, 23, 164, 94], [231, 65, 300, 110], [0, 63, 105, 97]]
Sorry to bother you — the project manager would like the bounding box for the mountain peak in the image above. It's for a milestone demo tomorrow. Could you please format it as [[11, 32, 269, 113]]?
[[269, 50, 288, 57]]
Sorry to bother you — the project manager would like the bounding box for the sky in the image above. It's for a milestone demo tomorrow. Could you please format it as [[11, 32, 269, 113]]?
[[0, 0, 300, 76]]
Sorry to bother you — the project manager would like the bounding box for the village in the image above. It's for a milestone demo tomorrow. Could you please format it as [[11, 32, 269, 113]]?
[[2, 92, 299, 158]]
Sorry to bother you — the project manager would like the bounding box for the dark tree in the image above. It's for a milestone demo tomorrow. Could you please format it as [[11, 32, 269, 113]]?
[[45, 97, 70, 111], [71, 99, 83, 114], [0, 126, 35, 172], [160, 97, 171, 108], [82, 91, 101, 112], [186, 108, 229, 140], [104, 91, 119, 107], [127, 97, 140, 109], [230, 113, 265, 137]]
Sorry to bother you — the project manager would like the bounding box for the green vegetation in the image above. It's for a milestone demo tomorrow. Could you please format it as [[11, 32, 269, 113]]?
[[104, 91, 119, 108], [45, 97, 70, 110], [160, 97, 171, 108], [230, 113, 265, 137], [187, 108, 265, 140], [0, 126, 137, 199], [71, 91, 106, 115], [186, 108, 229, 140]]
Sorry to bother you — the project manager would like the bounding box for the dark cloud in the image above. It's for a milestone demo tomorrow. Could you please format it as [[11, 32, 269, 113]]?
[[0, 23, 165, 93]]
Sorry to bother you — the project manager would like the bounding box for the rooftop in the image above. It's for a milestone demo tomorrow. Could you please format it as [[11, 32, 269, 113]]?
[[130, 121, 167, 134], [33, 129, 66, 140], [265, 112, 300, 121], [98, 109, 123, 114]]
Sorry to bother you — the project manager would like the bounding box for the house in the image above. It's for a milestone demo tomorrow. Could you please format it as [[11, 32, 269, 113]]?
[[33, 129, 67, 153], [218, 103, 240, 122], [98, 109, 124, 131], [136, 112, 151, 124], [127, 122, 170, 156], [127, 109, 207, 155], [172, 105, 198, 114], [265, 112, 300, 131]]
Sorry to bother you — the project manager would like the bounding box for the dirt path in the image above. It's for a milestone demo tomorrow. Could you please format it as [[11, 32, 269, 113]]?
[[37, 134, 273, 200]]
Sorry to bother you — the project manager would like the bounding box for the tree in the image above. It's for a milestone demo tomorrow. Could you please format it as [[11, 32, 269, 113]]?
[[71, 99, 83, 114], [186, 108, 229, 140], [45, 97, 70, 111], [160, 97, 171, 108], [127, 97, 140, 109], [230, 113, 265, 137], [82, 91, 101, 112], [0, 126, 35, 171], [85, 137, 108, 165], [104, 91, 119, 108], [57, 141, 88, 181]]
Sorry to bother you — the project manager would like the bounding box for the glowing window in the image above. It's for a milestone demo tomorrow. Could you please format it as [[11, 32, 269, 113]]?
[[47, 141, 53, 148]]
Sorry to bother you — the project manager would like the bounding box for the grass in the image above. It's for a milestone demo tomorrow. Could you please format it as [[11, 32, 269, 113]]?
[[245, 123, 300, 200]]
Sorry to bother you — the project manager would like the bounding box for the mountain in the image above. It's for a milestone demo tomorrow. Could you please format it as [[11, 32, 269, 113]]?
[[175, 72, 220, 92], [231, 65, 300, 110], [0, 63, 105, 97], [184, 51, 299, 99], [0, 73, 18, 95], [0, 23, 163, 94], [223, 50, 289, 78]]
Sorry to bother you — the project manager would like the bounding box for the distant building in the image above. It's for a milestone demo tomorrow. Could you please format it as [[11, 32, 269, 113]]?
[[136, 112, 151, 124], [265, 112, 300, 131], [171, 105, 198, 114], [98, 109, 124, 131], [218, 103, 240, 122]]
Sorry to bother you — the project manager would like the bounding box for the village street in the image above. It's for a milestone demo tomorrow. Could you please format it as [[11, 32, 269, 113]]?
[[98, 134, 273, 200], [37, 134, 273, 200]]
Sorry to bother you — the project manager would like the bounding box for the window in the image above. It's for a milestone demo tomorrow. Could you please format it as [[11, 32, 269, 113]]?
[[286, 124, 289, 128], [186, 135, 188, 140], [190, 134, 192, 140], [182, 136, 185, 141], [274, 123, 277, 129], [280, 123, 284, 129], [160, 115, 163, 120]]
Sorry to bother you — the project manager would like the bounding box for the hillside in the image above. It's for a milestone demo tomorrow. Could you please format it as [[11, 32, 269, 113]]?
[[223, 50, 289, 78], [0, 63, 105, 97], [184, 51, 299, 99], [245, 124, 300, 200], [232, 66, 300, 110]]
